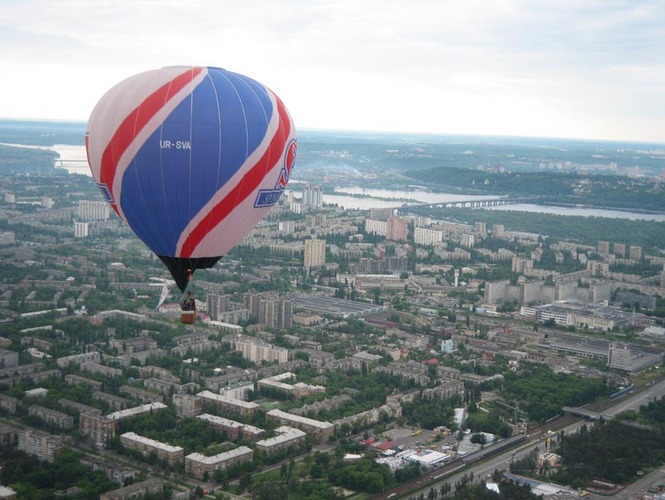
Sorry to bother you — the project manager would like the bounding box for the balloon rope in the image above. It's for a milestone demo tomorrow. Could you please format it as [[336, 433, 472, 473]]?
[[184, 268, 193, 293]]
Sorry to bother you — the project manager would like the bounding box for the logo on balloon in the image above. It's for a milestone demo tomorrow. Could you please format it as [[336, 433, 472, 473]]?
[[254, 138, 297, 208], [97, 183, 114, 204]]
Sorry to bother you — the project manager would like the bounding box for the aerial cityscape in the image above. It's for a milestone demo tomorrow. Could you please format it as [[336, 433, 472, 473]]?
[[0, 118, 664, 499], [1, 1, 665, 498]]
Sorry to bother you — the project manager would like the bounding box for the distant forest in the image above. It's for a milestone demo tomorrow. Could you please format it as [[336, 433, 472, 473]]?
[[296, 129, 665, 176], [0, 120, 84, 175], [408, 206, 665, 251], [509, 398, 665, 489], [0, 144, 58, 174], [407, 166, 665, 212]]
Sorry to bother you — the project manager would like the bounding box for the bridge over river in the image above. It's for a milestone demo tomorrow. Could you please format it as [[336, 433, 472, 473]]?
[[400, 197, 536, 211]]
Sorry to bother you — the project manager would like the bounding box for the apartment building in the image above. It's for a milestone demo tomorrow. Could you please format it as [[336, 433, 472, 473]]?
[[120, 432, 183, 467], [185, 446, 253, 480], [28, 405, 74, 429], [304, 238, 326, 269], [18, 428, 63, 462], [80, 413, 119, 448], [197, 414, 265, 442], [196, 391, 259, 418], [172, 393, 202, 418], [266, 409, 334, 442], [255, 426, 306, 456]]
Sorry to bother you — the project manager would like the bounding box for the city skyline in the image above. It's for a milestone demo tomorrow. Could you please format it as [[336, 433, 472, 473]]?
[[0, 0, 664, 143]]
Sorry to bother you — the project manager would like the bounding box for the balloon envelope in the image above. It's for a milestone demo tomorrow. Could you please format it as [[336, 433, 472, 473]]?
[[86, 66, 297, 291]]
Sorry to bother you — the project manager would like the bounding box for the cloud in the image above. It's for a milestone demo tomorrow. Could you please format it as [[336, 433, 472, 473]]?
[[0, 0, 663, 141]]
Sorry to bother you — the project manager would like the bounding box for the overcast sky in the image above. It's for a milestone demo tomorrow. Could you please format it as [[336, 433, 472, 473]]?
[[1, 0, 663, 142]]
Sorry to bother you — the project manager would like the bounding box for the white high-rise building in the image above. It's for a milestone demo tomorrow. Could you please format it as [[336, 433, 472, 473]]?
[[259, 298, 293, 329], [206, 294, 230, 321], [460, 233, 475, 248], [414, 227, 443, 246], [279, 220, 296, 235], [234, 339, 289, 364], [78, 200, 110, 221], [441, 339, 454, 353], [365, 219, 388, 236], [74, 222, 89, 238], [302, 184, 323, 211]]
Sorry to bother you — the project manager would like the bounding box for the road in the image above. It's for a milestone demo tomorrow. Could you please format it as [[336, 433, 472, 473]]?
[[388, 377, 665, 499], [603, 381, 664, 417]]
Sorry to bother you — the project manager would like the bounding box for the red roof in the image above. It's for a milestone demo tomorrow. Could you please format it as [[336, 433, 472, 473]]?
[[372, 441, 396, 451]]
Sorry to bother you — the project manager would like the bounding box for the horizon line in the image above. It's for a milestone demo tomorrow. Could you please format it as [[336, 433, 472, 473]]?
[[1, 116, 664, 147]]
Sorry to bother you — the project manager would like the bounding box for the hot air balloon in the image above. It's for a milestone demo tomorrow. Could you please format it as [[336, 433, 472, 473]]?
[[85, 66, 297, 294]]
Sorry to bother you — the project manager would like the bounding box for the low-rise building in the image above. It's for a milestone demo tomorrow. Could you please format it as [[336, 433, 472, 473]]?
[[80, 361, 123, 378], [93, 391, 130, 411], [110, 335, 157, 354], [80, 454, 136, 485], [185, 446, 254, 480], [58, 398, 101, 416], [421, 378, 465, 400], [257, 372, 325, 399], [106, 402, 168, 422], [120, 432, 183, 467], [196, 390, 259, 418], [255, 426, 307, 456], [197, 414, 265, 442], [143, 377, 199, 395], [100, 478, 163, 500], [56, 351, 100, 368], [0, 349, 18, 368], [28, 405, 74, 429], [139, 365, 180, 383], [0, 423, 20, 446], [218, 380, 255, 401], [65, 374, 103, 391], [0, 394, 18, 414], [266, 409, 334, 442], [120, 385, 164, 404]]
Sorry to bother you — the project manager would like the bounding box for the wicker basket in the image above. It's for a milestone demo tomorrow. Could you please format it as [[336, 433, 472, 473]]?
[[181, 310, 196, 324]]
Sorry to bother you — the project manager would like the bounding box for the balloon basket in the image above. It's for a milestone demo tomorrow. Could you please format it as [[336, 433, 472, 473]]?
[[181, 311, 196, 324]]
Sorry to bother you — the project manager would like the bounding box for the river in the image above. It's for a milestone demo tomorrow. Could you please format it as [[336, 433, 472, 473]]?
[[52, 144, 665, 222], [324, 187, 665, 222]]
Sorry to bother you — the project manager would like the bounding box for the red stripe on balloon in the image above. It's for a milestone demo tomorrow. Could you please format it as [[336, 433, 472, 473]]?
[[99, 67, 204, 206], [180, 95, 291, 257]]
